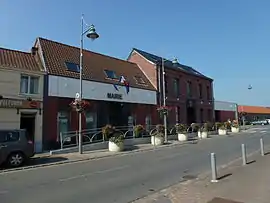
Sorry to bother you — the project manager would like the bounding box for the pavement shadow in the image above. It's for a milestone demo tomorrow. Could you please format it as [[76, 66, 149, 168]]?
[[26, 156, 68, 166], [247, 160, 256, 165], [217, 173, 232, 181], [264, 151, 270, 155], [208, 197, 244, 203], [124, 145, 139, 151]]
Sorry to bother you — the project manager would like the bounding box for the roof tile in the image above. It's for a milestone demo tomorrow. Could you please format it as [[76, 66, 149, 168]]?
[[0, 48, 40, 72], [238, 105, 270, 114], [38, 38, 155, 91], [132, 48, 212, 80]]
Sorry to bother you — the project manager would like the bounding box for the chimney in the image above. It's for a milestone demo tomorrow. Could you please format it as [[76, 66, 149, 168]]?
[[31, 47, 38, 55]]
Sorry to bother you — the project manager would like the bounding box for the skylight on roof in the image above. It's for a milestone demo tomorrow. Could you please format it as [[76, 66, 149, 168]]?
[[65, 62, 80, 72], [104, 70, 118, 79]]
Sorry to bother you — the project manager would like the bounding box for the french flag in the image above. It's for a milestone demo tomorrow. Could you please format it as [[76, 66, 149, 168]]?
[[119, 76, 129, 94]]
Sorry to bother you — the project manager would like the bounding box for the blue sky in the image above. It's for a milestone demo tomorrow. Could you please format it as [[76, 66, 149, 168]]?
[[1, 0, 269, 106]]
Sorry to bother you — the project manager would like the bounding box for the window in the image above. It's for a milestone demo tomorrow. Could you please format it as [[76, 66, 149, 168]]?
[[176, 106, 180, 123], [173, 78, 180, 97], [104, 70, 118, 79], [206, 86, 210, 100], [20, 75, 39, 94], [134, 76, 146, 84], [198, 83, 202, 99], [0, 131, 19, 143], [187, 81, 192, 97], [65, 62, 80, 72]]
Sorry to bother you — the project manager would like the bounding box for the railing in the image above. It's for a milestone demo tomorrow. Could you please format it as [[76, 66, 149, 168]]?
[[58, 123, 230, 149]]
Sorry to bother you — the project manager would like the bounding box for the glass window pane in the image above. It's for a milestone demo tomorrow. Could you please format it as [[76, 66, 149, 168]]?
[[30, 77, 39, 94], [20, 76, 29, 93]]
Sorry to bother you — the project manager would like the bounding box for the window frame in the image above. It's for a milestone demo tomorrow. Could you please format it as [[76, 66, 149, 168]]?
[[104, 70, 118, 80], [20, 75, 39, 95]]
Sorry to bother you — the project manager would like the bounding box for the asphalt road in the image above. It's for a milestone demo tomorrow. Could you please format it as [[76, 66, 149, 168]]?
[[1, 126, 270, 203]]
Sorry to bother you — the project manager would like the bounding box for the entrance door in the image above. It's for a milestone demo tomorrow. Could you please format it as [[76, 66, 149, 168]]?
[[20, 113, 36, 142], [187, 107, 196, 124], [108, 102, 124, 126]]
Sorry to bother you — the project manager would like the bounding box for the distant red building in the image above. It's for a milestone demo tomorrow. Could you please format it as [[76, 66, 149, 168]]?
[[128, 48, 214, 125]]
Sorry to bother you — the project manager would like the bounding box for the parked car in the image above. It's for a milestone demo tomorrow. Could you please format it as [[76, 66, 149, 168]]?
[[0, 129, 35, 167], [250, 120, 269, 125]]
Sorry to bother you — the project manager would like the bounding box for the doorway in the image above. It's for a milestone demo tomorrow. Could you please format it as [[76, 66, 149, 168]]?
[[108, 102, 127, 126], [187, 107, 196, 125], [20, 113, 36, 141]]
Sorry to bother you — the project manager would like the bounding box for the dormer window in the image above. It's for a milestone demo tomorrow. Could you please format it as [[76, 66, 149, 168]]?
[[65, 62, 80, 72], [104, 70, 118, 79], [134, 76, 146, 84]]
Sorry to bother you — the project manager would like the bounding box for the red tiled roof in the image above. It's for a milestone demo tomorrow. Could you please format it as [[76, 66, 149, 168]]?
[[238, 105, 270, 114], [0, 48, 41, 71], [37, 37, 155, 91]]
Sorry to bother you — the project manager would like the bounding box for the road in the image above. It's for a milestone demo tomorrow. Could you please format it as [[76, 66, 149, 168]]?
[[0, 126, 269, 203]]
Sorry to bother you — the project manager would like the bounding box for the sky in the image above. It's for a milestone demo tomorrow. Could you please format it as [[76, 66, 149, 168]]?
[[1, 0, 270, 106]]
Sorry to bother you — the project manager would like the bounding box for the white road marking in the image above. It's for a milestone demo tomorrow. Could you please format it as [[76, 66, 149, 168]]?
[[260, 131, 267, 133], [59, 165, 130, 182]]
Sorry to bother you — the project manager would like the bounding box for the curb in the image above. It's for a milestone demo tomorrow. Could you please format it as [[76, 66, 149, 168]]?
[[0, 140, 195, 174]]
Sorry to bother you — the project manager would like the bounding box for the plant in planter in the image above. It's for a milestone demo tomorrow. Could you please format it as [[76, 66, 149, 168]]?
[[175, 123, 188, 141], [134, 124, 144, 138], [231, 120, 240, 133], [102, 124, 115, 141], [108, 131, 125, 152], [198, 123, 209, 139], [190, 123, 200, 132], [151, 124, 165, 146], [217, 122, 227, 135]]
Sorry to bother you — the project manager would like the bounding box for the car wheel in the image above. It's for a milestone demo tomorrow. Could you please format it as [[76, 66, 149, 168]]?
[[8, 152, 25, 167]]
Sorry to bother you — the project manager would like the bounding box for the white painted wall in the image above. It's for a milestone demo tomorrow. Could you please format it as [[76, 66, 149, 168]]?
[[48, 75, 157, 105]]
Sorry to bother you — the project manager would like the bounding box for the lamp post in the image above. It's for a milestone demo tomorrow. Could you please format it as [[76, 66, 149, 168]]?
[[78, 14, 99, 154], [161, 58, 168, 143]]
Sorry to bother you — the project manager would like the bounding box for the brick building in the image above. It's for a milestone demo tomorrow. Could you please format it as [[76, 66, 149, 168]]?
[[34, 38, 158, 150], [0, 48, 44, 152], [128, 48, 214, 125]]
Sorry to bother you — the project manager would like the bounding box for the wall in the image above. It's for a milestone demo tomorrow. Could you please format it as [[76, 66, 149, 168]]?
[[215, 101, 237, 111], [0, 67, 44, 152], [48, 75, 157, 105]]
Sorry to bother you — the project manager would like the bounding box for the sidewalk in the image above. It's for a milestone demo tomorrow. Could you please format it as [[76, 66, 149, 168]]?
[[134, 152, 270, 203]]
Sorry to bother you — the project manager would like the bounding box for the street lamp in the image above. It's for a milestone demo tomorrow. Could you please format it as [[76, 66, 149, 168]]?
[[78, 14, 99, 154]]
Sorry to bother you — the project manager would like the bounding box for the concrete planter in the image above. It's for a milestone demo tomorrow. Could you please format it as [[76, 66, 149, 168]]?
[[218, 129, 227, 135], [151, 136, 164, 146], [231, 127, 240, 133], [201, 131, 208, 139], [108, 141, 124, 152], [178, 133, 188, 141]]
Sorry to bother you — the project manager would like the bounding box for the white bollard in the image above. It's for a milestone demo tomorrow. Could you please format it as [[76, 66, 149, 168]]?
[[241, 144, 247, 165], [210, 153, 218, 182], [260, 138, 265, 156]]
